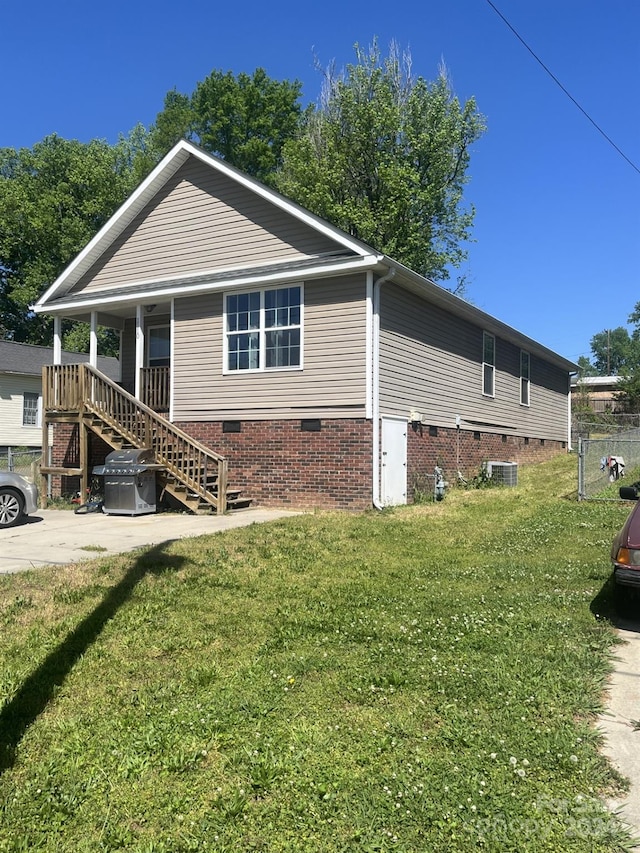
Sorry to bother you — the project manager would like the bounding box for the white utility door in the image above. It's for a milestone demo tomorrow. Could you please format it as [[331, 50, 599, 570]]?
[[381, 417, 407, 506]]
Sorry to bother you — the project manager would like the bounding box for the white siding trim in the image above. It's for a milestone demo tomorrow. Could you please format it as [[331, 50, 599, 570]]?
[[135, 305, 144, 399], [90, 312, 98, 367], [53, 318, 62, 364], [365, 271, 374, 420], [169, 299, 175, 422]]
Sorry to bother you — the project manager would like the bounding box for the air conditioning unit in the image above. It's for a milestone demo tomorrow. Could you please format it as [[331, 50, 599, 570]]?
[[485, 461, 518, 487]]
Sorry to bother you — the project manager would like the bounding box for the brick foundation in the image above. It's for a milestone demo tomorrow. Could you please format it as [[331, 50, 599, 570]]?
[[48, 417, 568, 510], [406, 423, 567, 500], [177, 419, 373, 510], [49, 423, 113, 498]]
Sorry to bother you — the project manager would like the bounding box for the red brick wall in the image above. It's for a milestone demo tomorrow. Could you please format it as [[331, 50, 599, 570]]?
[[177, 419, 373, 510], [49, 417, 567, 509], [49, 423, 112, 498], [406, 422, 567, 500]]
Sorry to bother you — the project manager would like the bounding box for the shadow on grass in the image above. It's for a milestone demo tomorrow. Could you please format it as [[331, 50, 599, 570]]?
[[0, 542, 185, 773], [591, 573, 640, 633]]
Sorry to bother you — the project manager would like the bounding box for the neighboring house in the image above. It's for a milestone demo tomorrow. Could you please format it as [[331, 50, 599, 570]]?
[[32, 140, 577, 511], [571, 375, 620, 413], [0, 340, 119, 451]]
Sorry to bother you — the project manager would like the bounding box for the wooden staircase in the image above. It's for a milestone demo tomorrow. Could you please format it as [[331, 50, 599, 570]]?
[[41, 364, 250, 514]]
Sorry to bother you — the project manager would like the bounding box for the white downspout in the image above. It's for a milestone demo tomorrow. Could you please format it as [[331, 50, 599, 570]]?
[[372, 267, 396, 510]]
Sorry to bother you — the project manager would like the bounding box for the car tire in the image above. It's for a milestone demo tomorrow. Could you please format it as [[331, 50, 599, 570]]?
[[0, 488, 25, 529], [613, 582, 639, 618]]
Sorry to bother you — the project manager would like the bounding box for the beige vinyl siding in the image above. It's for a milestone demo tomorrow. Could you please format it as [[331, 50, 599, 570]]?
[[71, 156, 341, 295], [379, 286, 569, 441], [0, 375, 44, 447], [172, 274, 368, 420]]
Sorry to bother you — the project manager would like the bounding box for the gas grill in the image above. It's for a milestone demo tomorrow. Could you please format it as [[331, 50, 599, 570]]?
[[93, 448, 163, 516]]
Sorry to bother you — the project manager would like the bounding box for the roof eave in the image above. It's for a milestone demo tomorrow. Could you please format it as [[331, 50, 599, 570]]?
[[381, 257, 578, 373], [36, 140, 379, 308], [33, 254, 384, 317]]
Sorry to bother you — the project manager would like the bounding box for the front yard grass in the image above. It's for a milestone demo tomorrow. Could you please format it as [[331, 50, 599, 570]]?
[[0, 454, 635, 852]]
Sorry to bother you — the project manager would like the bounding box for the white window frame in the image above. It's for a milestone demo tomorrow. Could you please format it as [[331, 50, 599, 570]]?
[[23, 391, 41, 427], [520, 350, 530, 407], [482, 332, 495, 397], [223, 283, 304, 374]]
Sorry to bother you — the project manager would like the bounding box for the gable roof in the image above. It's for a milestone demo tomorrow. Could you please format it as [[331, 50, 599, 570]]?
[[34, 140, 380, 309], [0, 340, 120, 381], [31, 139, 577, 374]]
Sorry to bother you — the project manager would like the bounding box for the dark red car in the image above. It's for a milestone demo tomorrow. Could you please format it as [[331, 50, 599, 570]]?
[[611, 483, 640, 613]]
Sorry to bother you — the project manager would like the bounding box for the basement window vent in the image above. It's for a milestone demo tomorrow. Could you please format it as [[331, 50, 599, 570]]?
[[301, 419, 321, 432], [473, 431, 481, 441], [223, 421, 242, 433], [429, 425, 438, 437]]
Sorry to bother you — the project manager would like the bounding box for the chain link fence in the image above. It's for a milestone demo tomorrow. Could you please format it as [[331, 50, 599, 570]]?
[[0, 448, 42, 483], [578, 430, 640, 500]]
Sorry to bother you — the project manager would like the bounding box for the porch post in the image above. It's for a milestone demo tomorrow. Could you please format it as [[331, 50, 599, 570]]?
[[89, 312, 98, 367], [135, 305, 144, 400], [53, 317, 62, 364]]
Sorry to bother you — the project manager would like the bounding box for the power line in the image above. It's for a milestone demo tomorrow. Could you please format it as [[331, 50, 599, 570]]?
[[485, 0, 640, 176]]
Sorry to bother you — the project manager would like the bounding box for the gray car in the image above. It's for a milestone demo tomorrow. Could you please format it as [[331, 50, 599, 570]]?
[[0, 472, 39, 529]]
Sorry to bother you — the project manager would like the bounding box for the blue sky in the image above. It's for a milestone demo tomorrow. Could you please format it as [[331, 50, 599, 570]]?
[[2, 0, 638, 365]]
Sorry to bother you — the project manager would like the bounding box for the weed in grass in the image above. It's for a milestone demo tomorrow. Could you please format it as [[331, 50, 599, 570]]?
[[0, 454, 634, 851]]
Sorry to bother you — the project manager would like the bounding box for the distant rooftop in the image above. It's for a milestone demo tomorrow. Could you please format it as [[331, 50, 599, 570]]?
[[571, 375, 620, 388], [0, 340, 120, 382]]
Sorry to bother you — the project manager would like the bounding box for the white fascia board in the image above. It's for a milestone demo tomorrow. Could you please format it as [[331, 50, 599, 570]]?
[[182, 143, 375, 258], [384, 258, 578, 374], [37, 143, 192, 306], [36, 140, 377, 308], [36, 255, 383, 316]]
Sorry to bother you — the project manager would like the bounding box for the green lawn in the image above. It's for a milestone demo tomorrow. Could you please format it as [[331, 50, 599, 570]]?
[[0, 454, 636, 852]]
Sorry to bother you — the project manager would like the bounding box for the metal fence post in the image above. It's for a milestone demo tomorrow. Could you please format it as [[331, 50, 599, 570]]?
[[578, 437, 584, 501]]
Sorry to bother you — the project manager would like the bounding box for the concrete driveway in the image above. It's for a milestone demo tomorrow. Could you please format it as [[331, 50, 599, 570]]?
[[0, 507, 298, 574]]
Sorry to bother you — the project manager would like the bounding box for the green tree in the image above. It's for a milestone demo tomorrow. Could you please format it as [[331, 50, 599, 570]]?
[[614, 370, 640, 413], [0, 130, 149, 345], [150, 69, 302, 183], [276, 41, 485, 284], [62, 322, 120, 358], [589, 326, 640, 375], [576, 355, 598, 377]]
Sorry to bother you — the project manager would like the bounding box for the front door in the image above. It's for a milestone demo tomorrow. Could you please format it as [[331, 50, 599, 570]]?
[[381, 417, 407, 506]]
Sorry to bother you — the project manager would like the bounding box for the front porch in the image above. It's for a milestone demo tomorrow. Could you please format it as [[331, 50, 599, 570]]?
[[39, 363, 248, 515]]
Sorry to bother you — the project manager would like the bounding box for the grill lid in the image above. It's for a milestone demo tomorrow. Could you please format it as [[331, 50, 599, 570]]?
[[93, 448, 163, 476]]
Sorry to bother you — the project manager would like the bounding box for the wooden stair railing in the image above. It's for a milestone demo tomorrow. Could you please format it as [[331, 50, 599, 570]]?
[[42, 364, 228, 514]]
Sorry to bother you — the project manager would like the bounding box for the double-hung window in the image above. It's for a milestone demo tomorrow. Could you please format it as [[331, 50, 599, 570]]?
[[225, 285, 302, 372], [482, 332, 495, 397], [23, 392, 40, 427], [520, 350, 530, 406]]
